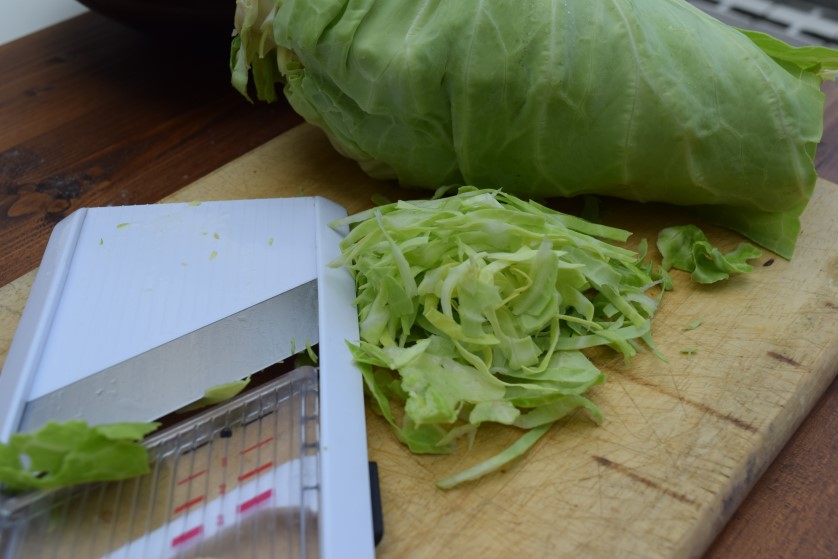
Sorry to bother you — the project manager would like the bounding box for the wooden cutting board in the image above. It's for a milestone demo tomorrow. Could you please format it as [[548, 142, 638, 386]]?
[[1, 123, 836, 558]]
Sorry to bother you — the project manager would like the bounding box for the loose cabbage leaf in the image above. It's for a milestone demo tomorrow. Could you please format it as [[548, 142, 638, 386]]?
[[657, 225, 762, 284], [738, 28, 838, 78], [177, 377, 251, 413], [333, 188, 665, 487], [0, 421, 159, 493], [232, 0, 838, 259]]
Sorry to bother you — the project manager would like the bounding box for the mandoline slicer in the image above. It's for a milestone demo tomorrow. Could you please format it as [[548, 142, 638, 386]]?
[[0, 197, 377, 558]]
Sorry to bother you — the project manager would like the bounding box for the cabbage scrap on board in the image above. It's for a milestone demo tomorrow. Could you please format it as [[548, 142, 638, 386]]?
[[657, 224, 762, 284], [232, 0, 838, 259], [331, 188, 667, 487]]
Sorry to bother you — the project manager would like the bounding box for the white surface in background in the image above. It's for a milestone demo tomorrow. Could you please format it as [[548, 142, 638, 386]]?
[[0, 0, 87, 46]]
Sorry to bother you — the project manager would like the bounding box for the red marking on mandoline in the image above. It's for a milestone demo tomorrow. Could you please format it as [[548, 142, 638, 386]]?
[[241, 436, 274, 455], [171, 525, 204, 548], [237, 461, 274, 482], [173, 496, 206, 515], [237, 489, 273, 514], [176, 469, 207, 486]]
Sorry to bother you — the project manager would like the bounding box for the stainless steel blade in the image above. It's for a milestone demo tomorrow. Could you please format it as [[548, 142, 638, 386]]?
[[18, 280, 318, 432]]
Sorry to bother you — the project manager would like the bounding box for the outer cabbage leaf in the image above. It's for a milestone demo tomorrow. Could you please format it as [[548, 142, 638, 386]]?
[[232, 0, 838, 259]]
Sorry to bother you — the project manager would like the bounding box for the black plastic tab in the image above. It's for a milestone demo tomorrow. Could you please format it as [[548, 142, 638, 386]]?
[[369, 461, 384, 546]]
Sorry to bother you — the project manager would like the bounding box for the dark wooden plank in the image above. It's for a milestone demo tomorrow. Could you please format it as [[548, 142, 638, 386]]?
[[705, 375, 838, 558], [0, 12, 302, 285]]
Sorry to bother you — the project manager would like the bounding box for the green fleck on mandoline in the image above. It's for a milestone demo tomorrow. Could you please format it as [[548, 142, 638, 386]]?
[[177, 378, 251, 413]]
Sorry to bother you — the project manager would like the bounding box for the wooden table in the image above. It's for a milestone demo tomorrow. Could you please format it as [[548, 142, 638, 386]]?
[[0, 12, 835, 558]]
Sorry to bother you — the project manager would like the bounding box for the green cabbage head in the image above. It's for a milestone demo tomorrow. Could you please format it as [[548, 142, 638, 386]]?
[[231, 0, 838, 258]]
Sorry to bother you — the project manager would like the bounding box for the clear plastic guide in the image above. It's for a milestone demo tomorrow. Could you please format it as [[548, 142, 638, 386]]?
[[0, 366, 321, 559]]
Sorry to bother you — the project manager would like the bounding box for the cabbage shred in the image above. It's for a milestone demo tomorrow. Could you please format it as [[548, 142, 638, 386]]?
[[333, 188, 667, 488]]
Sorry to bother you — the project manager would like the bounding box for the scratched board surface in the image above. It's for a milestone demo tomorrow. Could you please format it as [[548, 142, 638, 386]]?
[[1, 124, 837, 558]]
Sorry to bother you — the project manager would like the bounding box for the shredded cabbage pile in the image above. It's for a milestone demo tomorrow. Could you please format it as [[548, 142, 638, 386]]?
[[333, 188, 668, 487]]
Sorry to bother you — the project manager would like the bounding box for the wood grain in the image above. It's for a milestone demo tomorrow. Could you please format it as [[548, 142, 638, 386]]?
[[0, 12, 302, 285], [705, 377, 838, 558], [0, 12, 836, 558]]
